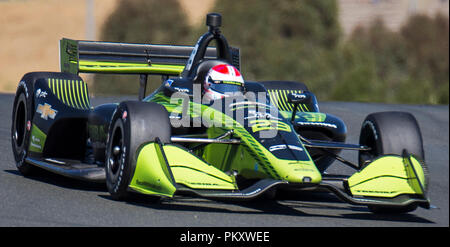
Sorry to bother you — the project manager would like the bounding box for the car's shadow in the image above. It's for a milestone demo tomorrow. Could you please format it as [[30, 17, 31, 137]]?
[[5, 168, 434, 224], [4, 169, 106, 192], [101, 189, 434, 224]]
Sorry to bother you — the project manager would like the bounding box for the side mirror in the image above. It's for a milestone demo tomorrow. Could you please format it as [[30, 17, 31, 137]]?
[[287, 92, 312, 105], [287, 91, 312, 123]]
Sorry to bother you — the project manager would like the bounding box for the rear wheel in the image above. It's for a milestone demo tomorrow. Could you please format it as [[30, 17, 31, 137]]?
[[105, 101, 171, 200], [358, 111, 428, 213], [11, 83, 35, 175]]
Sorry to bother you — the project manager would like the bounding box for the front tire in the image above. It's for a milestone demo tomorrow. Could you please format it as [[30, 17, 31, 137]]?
[[359, 111, 425, 165], [105, 101, 171, 200], [358, 111, 428, 214]]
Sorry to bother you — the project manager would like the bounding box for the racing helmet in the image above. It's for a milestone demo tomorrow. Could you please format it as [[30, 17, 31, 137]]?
[[203, 64, 244, 100]]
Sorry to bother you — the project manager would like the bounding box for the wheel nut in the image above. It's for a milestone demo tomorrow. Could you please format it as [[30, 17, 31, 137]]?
[[113, 146, 121, 155]]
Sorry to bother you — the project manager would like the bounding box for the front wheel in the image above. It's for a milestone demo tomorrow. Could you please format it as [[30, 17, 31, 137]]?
[[358, 111, 428, 213], [105, 101, 171, 200], [359, 111, 425, 165]]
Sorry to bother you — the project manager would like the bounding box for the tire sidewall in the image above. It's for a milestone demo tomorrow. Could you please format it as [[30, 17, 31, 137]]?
[[359, 117, 383, 164], [11, 81, 34, 174], [359, 112, 425, 165], [105, 105, 133, 199]]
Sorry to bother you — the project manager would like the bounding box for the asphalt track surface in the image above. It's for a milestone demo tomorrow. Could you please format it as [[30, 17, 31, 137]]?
[[0, 93, 448, 227]]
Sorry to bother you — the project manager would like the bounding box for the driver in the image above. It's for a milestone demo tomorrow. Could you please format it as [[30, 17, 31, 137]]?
[[203, 64, 245, 101]]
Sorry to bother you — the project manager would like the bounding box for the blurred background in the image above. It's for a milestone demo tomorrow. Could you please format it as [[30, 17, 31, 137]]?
[[0, 0, 448, 104]]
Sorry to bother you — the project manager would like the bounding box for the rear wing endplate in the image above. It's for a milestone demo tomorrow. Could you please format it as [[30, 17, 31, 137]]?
[[59, 38, 240, 76]]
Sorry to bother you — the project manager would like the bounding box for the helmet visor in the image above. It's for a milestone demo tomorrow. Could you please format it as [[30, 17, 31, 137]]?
[[208, 78, 244, 94]]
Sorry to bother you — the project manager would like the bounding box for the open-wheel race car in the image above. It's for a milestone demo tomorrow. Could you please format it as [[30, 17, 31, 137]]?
[[11, 13, 430, 213]]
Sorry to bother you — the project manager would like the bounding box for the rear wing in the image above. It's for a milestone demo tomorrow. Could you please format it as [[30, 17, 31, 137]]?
[[59, 38, 241, 76]]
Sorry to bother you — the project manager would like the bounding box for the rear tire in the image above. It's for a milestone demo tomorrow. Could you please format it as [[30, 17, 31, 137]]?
[[105, 101, 171, 200], [11, 82, 35, 175], [358, 111, 428, 214]]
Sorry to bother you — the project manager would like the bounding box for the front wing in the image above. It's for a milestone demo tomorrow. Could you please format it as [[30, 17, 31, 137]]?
[[127, 142, 430, 209]]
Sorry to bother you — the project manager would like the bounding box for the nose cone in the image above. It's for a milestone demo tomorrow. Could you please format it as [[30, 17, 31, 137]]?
[[274, 160, 322, 184]]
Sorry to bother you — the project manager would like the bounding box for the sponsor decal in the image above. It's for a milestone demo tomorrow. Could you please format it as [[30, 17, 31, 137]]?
[[29, 142, 42, 151], [245, 110, 281, 121], [173, 87, 190, 93], [26, 121, 31, 131], [31, 135, 41, 144], [165, 79, 174, 87], [269, 145, 286, 152], [35, 88, 48, 98], [122, 111, 128, 120], [30, 135, 42, 150], [36, 103, 57, 120], [250, 119, 291, 133], [295, 121, 337, 128], [294, 168, 316, 172], [28, 124, 46, 153], [290, 92, 307, 99], [354, 189, 396, 194], [301, 112, 326, 122], [269, 144, 303, 152]]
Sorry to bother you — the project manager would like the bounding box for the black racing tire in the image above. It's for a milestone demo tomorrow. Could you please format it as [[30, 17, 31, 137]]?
[[358, 111, 428, 214], [11, 84, 35, 175], [359, 111, 425, 165], [105, 101, 171, 200]]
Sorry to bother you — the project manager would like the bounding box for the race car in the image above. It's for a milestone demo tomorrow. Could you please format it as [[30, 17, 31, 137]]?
[[11, 13, 430, 213]]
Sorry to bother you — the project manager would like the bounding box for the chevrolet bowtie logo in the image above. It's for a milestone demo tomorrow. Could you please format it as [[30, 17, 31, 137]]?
[[36, 103, 57, 120]]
